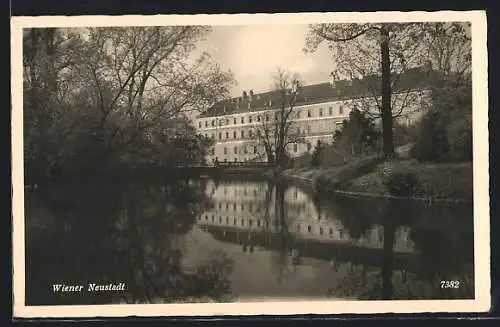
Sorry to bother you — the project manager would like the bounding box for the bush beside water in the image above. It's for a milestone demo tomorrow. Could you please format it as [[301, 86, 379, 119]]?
[[285, 157, 472, 202]]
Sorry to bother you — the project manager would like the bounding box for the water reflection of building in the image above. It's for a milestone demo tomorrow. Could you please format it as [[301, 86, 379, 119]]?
[[198, 181, 415, 253]]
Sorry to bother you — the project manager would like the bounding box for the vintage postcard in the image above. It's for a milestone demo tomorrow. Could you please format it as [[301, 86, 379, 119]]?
[[11, 11, 490, 318]]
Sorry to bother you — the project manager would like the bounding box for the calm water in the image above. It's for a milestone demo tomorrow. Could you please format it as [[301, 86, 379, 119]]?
[[25, 175, 474, 305]]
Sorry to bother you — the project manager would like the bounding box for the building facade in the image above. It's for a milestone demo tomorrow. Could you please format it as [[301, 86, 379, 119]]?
[[195, 67, 435, 164]]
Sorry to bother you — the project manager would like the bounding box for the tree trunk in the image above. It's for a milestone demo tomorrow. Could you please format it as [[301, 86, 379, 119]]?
[[380, 28, 395, 158], [381, 219, 395, 299]]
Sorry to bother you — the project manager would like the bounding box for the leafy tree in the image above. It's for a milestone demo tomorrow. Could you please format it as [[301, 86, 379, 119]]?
[[410, 77, 472, 162], [124, 115, 214, 168], [410, 24, 472, 162], [23, 26, 234, 183], [409, 111, 449, 161], [333, 108, 380, 160], [425, 23, 471, 80], [305, 22, 470, 159]]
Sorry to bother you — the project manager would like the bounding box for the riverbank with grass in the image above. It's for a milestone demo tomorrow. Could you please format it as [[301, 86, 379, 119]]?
[[278, 156, 473, 203]]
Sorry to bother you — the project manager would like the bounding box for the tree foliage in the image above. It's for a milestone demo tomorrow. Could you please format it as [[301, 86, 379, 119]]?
[[409, 23, 472, 162], [305, 22, 471, 159], [333, 108, 381, 160], [410, 76, 472, 162], [306, 23, 429, 113], [23, 27, 234, 183], [424, 23, 471, 79], [25, 177, 234, 304]]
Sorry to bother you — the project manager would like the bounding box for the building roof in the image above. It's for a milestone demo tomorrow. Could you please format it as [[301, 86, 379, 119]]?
[[197, 66, 440, 119]]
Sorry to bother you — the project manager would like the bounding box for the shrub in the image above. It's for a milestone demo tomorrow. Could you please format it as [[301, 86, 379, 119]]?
[[316, 155, 383, 191], [333, 108, 380, 159], [292, 152, 312, 168], [311, 140, 322, 168], [319, 145, 346, 167], [410, 111, 449, 162], [410, 75, 472, 163], [394, 122, 420, 147], [446, 116, 472, 161], [383, 171, 419, 197]]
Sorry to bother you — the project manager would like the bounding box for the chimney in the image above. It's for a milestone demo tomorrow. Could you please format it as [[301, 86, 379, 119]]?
[[425, 60, 433, 73], [329, 72, 336, 87]]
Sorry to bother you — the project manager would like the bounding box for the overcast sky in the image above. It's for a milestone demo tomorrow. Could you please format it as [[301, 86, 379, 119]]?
[[195, 25, 335, 97]]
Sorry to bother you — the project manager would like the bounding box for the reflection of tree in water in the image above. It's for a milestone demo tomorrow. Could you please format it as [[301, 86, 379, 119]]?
[[324, 196, 474, 300], [410, 202, 474, 278], [406, 202, 474, 299], [25, 176, 234, 305], [259, 180, 299, 282], [323, 196, 384, 240]]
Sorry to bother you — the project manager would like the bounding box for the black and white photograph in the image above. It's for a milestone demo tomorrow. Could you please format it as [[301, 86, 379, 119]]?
[[11, 11, 490, 317]]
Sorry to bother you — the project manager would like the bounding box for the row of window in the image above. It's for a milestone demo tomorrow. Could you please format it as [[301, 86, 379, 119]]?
[[199, 215, 396, 243], [198, 214, 413, 246], [210, 142, 328, 163], [222, 188, 259, 196], [219, 142, 312, 155], [223, 145, 259, 155], [214, 202, 260, 213], [200, 115, 264, 129], [214, 157, 256, 163], [202, 124, 343, 142], [207, 206, 325, 222], [309, 106, 344, 118], [208, 188, 261, 196], [198, 106, 345, 129], [201, 129, 257, 141], [198, 214, 341, 237]]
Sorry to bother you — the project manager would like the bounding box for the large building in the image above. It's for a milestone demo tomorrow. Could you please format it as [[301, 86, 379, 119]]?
[[195, 66, 437, 164]]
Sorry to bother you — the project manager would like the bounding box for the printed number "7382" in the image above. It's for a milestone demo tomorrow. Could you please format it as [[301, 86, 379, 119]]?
[[440, 280, 460, 288]]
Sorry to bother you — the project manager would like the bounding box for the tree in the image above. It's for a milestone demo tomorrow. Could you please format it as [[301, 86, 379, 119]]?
[[124, 115, 214, 168], [310, 140, 323, 168], [333, 108, 380, 160], [23, 28, 85, 181], [409, 23, 472, 162], [305, 23, 464, 159], [425, 23, 471, 81], [410, 77, 472, 162], [254, 68, 304, 169], [23, 26, 234, 183]]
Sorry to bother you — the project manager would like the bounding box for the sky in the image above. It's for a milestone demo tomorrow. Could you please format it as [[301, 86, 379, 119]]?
[[195, 25, 335, 97]]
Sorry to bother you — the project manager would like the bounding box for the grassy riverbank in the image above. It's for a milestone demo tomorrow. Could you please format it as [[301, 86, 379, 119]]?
[[280, 156, 473, 202]]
